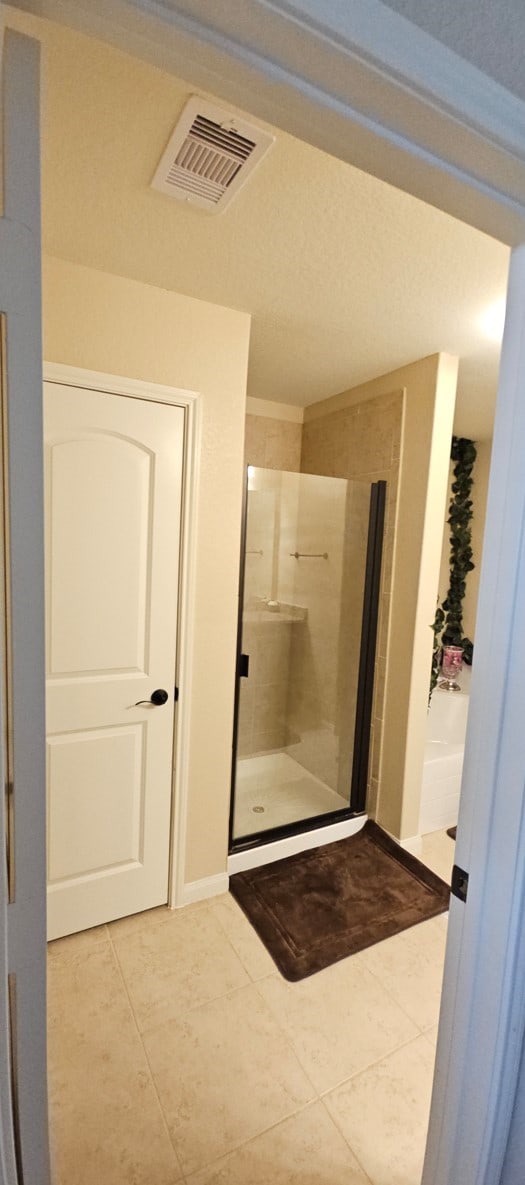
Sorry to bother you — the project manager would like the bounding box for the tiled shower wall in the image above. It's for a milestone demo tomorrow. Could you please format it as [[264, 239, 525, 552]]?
[[239, 467, 366, 793], [244, 414, 302, 472], [239, 418, 302, 757], [301, 391, 403, 814], [288, 477, 371, 795]]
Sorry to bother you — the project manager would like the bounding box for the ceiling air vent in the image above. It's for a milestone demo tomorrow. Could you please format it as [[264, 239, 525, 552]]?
[[151, 97, 274, 213]]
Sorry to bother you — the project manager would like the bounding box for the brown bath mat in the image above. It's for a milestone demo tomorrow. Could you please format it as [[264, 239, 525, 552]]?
[[230, 820, 449, 981], [447, 826, 457, 841]]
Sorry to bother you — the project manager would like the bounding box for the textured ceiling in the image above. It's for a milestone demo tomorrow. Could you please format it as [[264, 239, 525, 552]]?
[[10, 9, 510, 438], [381, 0, 525, 103]]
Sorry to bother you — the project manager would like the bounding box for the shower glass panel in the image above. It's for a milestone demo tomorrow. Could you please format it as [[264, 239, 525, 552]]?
[[230, 467, 384, 847]]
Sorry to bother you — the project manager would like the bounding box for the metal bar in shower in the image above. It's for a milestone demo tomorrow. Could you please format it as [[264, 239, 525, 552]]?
[[289, 551, 328, 559], [350, 480, 386, 813]]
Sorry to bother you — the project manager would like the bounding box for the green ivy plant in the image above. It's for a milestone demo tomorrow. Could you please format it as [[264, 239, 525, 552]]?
[[429, 602, 446, 704], [429, 436, 477, 701]]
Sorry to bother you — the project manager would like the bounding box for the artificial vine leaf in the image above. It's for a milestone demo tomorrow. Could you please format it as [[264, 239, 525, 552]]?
[[429, 435, 477, 700]]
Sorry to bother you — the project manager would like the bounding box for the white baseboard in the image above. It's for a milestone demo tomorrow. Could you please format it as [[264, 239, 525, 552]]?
[[377, 825, 422, 856], [228, 815, 367, 875], [179, 872, 229, 906], [398, 834, 423, 856]]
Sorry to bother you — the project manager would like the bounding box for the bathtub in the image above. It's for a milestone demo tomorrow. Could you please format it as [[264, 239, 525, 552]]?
[[419, 667, 471, 835]]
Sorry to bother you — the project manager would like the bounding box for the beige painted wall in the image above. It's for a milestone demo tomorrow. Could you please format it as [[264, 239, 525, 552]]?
[[305, 354, 458, 839], [438, 439, 493, 642], [42, 255, 251, 884]]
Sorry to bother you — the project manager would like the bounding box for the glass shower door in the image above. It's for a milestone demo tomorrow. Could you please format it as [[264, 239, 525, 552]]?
[[230, 467, 385, 847]]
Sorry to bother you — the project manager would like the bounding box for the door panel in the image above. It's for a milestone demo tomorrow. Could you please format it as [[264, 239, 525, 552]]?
[[44, 383, 184, 939], [47, 434, 153, 675], [47, 725, 145, 881]]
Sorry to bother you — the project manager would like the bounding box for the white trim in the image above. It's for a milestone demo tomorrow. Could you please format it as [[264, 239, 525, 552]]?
[[397, 834, 423, 857], [0, 30, 51, 1185], [43, 362, 199, 408], [179, 872, 229, 906], [170, 384, 202, 907], [266, 0, 525, 157], [42, 362, 200, 911], [7, 6, 525, 1182], [228, 814, 367, 875], [246, 397, 304, 423], [10, 0, 525, 241], [423, 245, 525, 1183]]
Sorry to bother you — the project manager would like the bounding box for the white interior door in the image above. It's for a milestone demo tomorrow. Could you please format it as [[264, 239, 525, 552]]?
[[44, 381, 184, 940]]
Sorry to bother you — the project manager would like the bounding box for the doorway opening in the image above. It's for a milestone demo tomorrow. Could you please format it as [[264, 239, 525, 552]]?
[[3, 9, 521, 1185]]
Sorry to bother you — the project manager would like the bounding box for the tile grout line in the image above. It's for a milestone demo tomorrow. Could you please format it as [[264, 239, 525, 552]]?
[[106, 927, 184, 1176], [318, 1027, 437, 1101], [249, 961, 436, 1100], [46, 924, 111, 965], [355, 922, 447, 1035], [318, 1034, 436, 1185], [208, 898, 275, 984], [249, 976, 326, 1101], [106, 921, 318, 1174], [181, 1098, 319, 1182], [317, 1095, 375, 1185], [128, 965, 289, 1039], [356, 957, 445, 1036]]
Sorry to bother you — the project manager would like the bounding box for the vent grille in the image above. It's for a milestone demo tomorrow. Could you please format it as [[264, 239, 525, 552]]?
[[151, 98, 274, 213]]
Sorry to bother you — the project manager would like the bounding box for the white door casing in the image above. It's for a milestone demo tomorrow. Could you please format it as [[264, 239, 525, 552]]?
[[422, 244, 525, 1184], [45, 381, 185, 939], [0, 27, 51, 1185], [5, 6, 525, 1183]]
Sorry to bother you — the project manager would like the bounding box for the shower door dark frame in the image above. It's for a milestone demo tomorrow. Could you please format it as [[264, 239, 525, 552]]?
[[229, 474, 386, 854]]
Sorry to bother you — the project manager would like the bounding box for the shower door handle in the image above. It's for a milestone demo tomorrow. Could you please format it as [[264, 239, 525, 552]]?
[[238, 654, 250, 678]]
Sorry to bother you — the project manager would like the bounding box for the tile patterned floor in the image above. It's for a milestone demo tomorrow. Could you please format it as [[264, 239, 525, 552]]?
[[47, 829, 455, 1185]]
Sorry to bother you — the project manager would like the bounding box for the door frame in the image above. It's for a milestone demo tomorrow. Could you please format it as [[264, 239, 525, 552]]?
[[43, 361, 201, 909], [6, 6, 525, 1181]]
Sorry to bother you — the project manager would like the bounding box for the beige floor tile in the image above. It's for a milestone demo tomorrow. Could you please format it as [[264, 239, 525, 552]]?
[[422, 1024, 439, 1049], [108, 904, 175, 940], [325, 1035, 436, 1185], [358, 917, 447, 1031], [433, 908, 449, 931], [185, 1102, 372, 1184], [210, 893, 276, 980], [143, 982, 315, 1176], [256, 957, 419, 1094], [47, 923, 109, 960], [108, 899, 210, 941], [112, 905, 250, 1032], [48, 944, 182, 1185]]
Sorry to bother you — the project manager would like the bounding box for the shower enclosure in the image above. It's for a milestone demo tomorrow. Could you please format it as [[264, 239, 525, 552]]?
[[229, 466, 385, 851]]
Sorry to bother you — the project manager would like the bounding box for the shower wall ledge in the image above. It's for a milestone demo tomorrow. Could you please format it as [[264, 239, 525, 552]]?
[[244, 604, 308, 625]]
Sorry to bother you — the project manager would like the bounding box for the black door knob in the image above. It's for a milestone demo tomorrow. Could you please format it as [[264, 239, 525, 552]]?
[[135, 688, 169, 706]]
